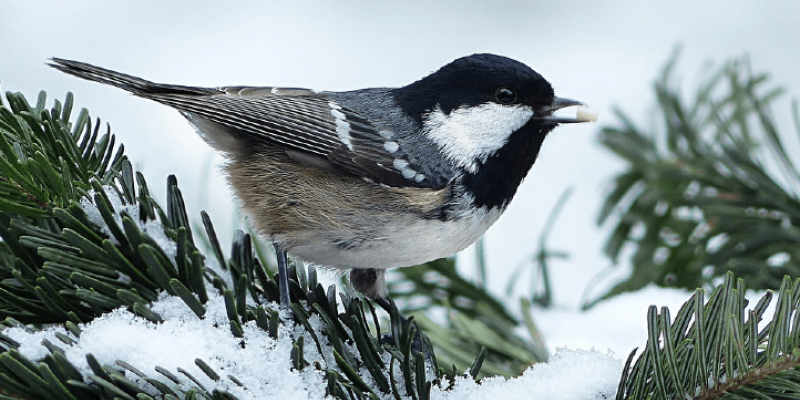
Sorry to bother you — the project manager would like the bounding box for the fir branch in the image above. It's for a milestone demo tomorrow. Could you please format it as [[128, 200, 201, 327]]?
[[389, 258, 549, 379], [592, 51, 800, 306], [697, 355, 800, 400], [617, 273, 800, 399], [0, 177, 48, 211], [0, 90, 469, 400]]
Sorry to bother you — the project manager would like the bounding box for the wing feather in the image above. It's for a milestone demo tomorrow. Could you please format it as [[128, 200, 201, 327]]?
[[153, 87, 433, 187], [48, 58, 440, 188]]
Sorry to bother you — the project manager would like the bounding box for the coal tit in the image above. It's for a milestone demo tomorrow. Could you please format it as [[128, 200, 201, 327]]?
[[50, 54, 596, 309]]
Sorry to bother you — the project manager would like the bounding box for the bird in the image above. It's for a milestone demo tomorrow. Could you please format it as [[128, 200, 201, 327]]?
[[50, 54, 596, 311]]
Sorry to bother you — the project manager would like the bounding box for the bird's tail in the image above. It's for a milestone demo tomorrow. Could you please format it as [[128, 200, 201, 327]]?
[[48, 58, 214, 96]]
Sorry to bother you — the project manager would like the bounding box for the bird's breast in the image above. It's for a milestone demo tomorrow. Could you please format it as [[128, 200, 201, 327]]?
[[285, 206, 505, 269], [225, 146, 505, 269]]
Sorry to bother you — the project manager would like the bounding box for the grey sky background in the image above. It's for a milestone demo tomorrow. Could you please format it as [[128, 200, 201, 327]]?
[[2, 1, 798, 307]]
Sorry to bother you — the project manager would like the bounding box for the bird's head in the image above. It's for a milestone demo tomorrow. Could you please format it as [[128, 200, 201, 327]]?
[[393, 53, 595, 209]]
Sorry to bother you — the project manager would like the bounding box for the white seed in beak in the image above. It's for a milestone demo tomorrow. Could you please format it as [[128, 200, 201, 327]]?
[[576, 105, 599, 122]]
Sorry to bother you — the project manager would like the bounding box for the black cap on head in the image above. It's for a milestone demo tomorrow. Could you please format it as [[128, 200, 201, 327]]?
[[393, 53, 555, 120]]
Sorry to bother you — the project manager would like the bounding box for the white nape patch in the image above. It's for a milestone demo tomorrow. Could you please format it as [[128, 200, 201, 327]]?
[[328, 101, 353, 151], [423, 103, 534, 173], [383, 141, 399, 153]]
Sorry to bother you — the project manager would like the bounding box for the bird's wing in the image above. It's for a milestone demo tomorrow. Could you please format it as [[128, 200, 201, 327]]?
[[49, 58, 439, 189], [162, 86, 435, 188]]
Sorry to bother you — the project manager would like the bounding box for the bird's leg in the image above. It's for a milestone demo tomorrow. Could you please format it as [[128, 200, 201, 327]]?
[[274, 245, 290, 309], [349, 268, 387, 301], [351, 268, 433, 363]]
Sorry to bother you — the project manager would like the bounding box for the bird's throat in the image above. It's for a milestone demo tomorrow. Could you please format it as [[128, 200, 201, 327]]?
[[458, 122, 554, 209]]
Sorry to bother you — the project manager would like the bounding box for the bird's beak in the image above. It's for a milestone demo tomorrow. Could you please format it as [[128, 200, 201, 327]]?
[[534, 97, 597, 124]]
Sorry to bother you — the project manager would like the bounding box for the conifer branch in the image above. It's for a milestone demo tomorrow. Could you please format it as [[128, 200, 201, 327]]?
[[0, 90, 456, 399], [592, 51, 800, 306], [617, 273, 800, 399]]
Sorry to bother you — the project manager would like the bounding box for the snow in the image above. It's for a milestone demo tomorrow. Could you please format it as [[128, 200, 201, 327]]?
[[5, 290, 331, 400], [0, 248, 773, 400], [6, 284, 773, 400], [532, 286, 699, 357], [0, 281, 710, 400], [0, 187, 772, 399], [80, 186, 177, 260], [0, 187, 778, 399], [8, 189, 334, 399], [431, 349, 620, 400], [4, 292, 623, 400]]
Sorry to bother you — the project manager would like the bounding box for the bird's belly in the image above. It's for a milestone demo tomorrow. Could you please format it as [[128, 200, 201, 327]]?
[[285, 207, 504, 269]]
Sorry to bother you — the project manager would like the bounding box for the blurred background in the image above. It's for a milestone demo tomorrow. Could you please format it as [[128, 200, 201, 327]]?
[[2, 1, 799, 310]]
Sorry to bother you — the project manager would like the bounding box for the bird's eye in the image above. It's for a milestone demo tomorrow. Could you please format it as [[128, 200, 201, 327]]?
[[495, 87, 516, 104]]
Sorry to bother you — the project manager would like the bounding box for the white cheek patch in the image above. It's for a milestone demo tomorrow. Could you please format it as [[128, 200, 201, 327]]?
[[328, 101, 354, 151], [423, 103, 534, 173]]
